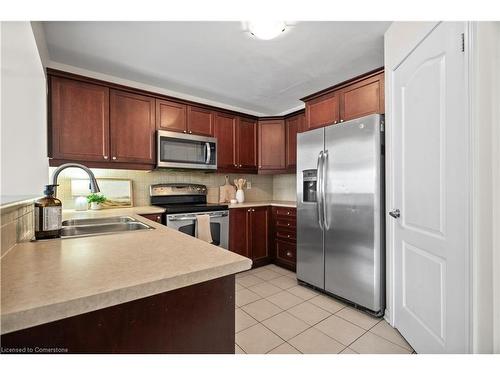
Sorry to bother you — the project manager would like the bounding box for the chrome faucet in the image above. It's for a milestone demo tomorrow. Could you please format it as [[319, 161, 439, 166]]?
[[51, 163, 100, 196]]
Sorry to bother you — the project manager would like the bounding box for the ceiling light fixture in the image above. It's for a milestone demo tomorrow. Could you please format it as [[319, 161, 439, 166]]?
[[246, 21, 287, 40]]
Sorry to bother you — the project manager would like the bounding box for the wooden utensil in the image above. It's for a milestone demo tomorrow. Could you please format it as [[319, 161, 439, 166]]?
[[219, 175, 236, 203]]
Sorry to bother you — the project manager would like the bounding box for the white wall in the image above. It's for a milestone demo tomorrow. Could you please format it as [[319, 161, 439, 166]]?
[[491, 22, 500, 355], [469, 21, 500, 354], [1, 22, 48, 199]]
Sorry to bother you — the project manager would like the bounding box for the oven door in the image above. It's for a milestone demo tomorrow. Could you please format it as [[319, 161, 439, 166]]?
[[166, 210, 228, 249], [157, 130, 217, 170]]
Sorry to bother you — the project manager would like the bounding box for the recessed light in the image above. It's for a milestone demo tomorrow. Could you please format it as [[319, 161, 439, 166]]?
[[245, 21, 287, 40]]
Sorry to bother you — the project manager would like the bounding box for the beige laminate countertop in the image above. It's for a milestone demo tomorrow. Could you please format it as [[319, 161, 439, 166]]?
[[227, 200, 296, 209], [1, 206, 251, 334]]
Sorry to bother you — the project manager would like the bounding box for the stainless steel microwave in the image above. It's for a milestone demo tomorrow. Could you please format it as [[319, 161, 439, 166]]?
[[156, 130, 217, 170]]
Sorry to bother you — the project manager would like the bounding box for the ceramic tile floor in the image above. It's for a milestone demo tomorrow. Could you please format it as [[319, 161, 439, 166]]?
[[235, 264, 414, 354]]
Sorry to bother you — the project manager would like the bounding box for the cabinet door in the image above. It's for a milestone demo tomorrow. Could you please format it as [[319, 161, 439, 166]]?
[[305, 92, 340, 130], [249, 207, 270, 262], [214, 112, 237, 170], [236, 117, 258, 172], [156, 99, 187, 133], [187, 106, 214, 136], [50, 76, 110, 162], [285, 115, 299, 169], [340, 73, 384, 122], [110, 90, 156, 164], [258, 119, 286, 171], [229, 208, 250, 258], [138, 213, 163, 223]]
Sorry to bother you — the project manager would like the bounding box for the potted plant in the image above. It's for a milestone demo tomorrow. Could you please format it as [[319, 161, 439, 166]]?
[[87, 193, 106, 210]]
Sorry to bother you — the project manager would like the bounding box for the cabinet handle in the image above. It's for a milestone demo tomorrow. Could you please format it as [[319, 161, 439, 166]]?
[[189, 130, 192, 134], [248, 209, 251, 212], [286, 251, 292, 257], [287, 223, 290, 226], [112, 156, 117, 160], [287, 211, 290, 215], [340, 119, 344, 123], [234, 164, 238, 167], [239, 164, 242, 168], [287, 235, 291, 238], [103, 155, 108, 160], [183, 130, 187, 133], [259, 166, 262, 169], [156, 216, 161, 221], [334, 121, 338, 124]]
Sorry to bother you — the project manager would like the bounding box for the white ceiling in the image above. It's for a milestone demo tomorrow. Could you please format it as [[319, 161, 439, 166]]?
[[41, 21, 391, 116]]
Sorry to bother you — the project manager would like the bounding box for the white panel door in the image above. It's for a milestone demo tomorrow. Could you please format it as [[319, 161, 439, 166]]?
[[392, 22, 469, 353]]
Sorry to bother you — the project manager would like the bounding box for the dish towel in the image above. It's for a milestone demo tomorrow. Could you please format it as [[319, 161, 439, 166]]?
[[196, 214, 213, 244]]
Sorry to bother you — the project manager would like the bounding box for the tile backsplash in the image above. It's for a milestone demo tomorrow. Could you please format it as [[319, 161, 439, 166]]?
[[1, 202, 34, 257], [273, 174, 297, 201], [50, 168, 293, 209]]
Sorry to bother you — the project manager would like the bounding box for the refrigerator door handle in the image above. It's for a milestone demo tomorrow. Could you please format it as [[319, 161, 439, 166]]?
[[323, 150, 329, 230], [317, 150, 324, 230]]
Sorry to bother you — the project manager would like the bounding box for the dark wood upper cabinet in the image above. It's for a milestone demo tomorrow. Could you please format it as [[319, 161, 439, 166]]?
[[285, 114, 300, 170], [340, 73, 384, 122], [302, 69, 384, 132], [305, 92, 340, 131], [214, 112, 237, 170], [110, 90, 156, 164], [229, 208, 250, 258], [249, 207, 270, 262], [236, 117, 258, 172], [156, 99, 187, 133], [187, 106, 214, 136], [258, 119, 286, 172], [49, 76, 110, 162]]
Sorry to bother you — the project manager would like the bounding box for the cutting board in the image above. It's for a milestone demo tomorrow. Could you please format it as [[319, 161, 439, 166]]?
[[219, 176, 236, 203]]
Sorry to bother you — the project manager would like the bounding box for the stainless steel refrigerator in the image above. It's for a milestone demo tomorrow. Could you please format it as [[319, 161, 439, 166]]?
[[296, 114, 385, 316]]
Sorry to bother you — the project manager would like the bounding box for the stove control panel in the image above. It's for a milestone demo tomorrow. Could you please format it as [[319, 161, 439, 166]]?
[[150, 183, 207, 197]]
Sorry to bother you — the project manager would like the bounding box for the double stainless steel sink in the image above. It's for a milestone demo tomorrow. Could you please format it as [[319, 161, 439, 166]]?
[[59, 216, 154, 239]]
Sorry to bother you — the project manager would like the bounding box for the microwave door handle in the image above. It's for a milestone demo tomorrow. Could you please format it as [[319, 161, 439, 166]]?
[[317, 151, 324, 230], [205, 142, 211, 164]]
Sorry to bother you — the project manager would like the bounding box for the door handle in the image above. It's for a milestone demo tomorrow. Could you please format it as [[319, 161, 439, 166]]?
[[205, 142, 211, 164], [322, 150, 329, 230], [317, 151, 324, 230], [389, 209, 400, 219]]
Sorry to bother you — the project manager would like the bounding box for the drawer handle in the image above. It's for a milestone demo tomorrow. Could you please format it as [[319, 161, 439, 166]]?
[[286, 251, 292, 257], [287, 223, 290, 226], [287, 235, 290, 238]]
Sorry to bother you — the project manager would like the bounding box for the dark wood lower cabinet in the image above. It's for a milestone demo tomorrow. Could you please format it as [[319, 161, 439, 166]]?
[[229, 207, 271, 267], [1, 276, 235, 354], [271, 207, 297, 271]]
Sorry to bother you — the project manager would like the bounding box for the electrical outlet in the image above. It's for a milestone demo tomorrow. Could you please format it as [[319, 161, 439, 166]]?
[[247, 181, 252, 189]]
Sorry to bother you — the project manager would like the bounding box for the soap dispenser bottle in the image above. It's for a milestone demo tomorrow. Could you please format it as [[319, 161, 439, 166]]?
[[34, 184, 62, 240]]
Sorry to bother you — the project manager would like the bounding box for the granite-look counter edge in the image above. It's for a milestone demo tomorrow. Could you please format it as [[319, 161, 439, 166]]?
[[227, 200, 296, 209]]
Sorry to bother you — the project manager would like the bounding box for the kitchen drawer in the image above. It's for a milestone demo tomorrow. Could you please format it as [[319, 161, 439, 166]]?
[[275, 229, 296, 242], [275, 217, 296, 230], [274, 207, 296, 218], [276, 240, 296, 263]]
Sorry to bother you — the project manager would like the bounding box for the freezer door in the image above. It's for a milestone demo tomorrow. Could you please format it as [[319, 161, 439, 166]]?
[[323, 114, 384, 313], [296, 127, 325, 289]]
